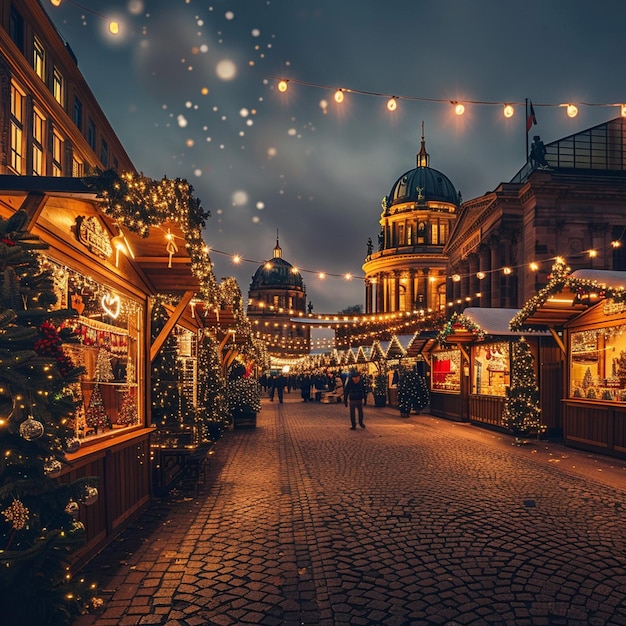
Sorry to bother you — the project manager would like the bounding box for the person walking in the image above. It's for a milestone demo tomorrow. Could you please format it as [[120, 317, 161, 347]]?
[[344, 370, 366, 429]]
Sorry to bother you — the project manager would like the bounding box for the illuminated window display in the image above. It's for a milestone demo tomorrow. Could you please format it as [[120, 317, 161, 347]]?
[[431, 349, 461, 393], [472, 341, 510, 396], [570, 325, 626, 401], [47, 259, 143, 440]]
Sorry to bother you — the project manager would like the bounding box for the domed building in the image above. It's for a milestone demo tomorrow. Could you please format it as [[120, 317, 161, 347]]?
[[247, 238, 311, 357], [362, 127, 460, 314]]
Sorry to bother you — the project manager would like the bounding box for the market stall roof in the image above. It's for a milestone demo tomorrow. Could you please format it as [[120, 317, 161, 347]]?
[[510, 268, 626, 330], [463, 308, 537, 336], [0, 176, 203, 296], [406, 331, 438, 357]]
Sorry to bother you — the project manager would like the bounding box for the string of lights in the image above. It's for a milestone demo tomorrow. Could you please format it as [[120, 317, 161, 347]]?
[[272, 76, 626, 119], [48, 0, 121, 35]]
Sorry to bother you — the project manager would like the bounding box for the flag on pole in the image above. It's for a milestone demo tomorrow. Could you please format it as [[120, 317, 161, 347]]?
[[526, 101, 537, 133]]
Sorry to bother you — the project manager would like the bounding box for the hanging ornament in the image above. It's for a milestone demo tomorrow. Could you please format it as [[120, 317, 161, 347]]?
[[82, 486, 99, 506], [165, 228, 178, 268], [44, 459, 63, 478], [64, 437, 81, 454], [70, 520, 86, 535], [19, 416, 45, 441], [2, 499, 30, 531], [65, 500, 80, 518]]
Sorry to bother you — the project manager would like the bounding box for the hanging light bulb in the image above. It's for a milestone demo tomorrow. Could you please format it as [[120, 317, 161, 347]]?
[[334, 89, 344, 104], [503, 267, 513, 275], [566, 103, 578, 118], [476, 271, 486, 280], [50, 0, 62, 5], [503, 104, 514, 118], [108, 21, 119, 35], [621, 105, 626, 118], [386, 97, 397, 112], [452, 274, 461, 282], [277, 80, 288, 93], [454, 102, 465, 116], [233, 254, 241, 264]]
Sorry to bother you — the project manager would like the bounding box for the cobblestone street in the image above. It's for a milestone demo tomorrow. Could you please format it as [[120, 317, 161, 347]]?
[[76, 395, 626, 625]]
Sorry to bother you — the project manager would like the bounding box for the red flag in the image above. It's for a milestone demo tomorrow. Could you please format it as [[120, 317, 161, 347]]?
[[526, 101, 537, 133]]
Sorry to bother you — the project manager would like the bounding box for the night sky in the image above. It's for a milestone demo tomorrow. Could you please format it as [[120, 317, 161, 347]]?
[[45, 0, 625, 313]]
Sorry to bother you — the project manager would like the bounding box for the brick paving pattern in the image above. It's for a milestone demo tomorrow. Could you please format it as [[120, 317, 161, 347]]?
[[75, 395, 626, 625]]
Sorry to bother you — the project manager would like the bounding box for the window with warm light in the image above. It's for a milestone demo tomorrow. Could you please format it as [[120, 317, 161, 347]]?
[[472, 342, 511, 396], [32, 107, 46, 176], [570, 324, 626, 401], [52, 131, 64, 176], [53, 66, 64, 106], [9, 82, 25, 174], [33, 36, 45, 81], [45, 259, 144, 442], [432, 349, 461, 393]]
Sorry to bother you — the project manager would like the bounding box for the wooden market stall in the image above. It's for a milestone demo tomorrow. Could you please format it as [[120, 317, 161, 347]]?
[[513, 267, 626, 458], [428, 308, 562, 435], [0, 175, 211, 567]]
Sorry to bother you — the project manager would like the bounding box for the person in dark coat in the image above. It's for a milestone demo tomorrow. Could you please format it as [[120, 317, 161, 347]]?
[[344, 370, 366, 429]]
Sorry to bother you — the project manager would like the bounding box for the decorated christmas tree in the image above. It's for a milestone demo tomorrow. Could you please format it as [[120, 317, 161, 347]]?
[[85, 384, 112, 432], [196, 332, 228, 441], [397, 367, 430, 417], [0, 212, 101, 624], [502, 337, 543, 438], [151, 297, 182, 429]]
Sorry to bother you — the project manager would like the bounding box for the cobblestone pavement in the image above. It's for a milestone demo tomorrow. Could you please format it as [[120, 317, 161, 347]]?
[[75, 395, 626, 626]]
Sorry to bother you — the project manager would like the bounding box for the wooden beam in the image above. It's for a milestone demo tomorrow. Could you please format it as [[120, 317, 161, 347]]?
[[19, 192, 48, 230], [150, 291, 195, 362], [549, 327, 566, 355]]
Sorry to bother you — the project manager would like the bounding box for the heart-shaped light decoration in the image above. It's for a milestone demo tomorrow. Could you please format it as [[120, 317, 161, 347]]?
[[101, 293, 121, 319]]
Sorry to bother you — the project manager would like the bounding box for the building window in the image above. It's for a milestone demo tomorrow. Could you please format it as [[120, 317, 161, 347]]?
[[9, 82, 25, 174], [100, 139, 109, 167], [32, 107, 46, 176], [33, 36, 45, 81], [472, 342, 510, 396], [73, 97, 83, 131], [9, 6, 25, 53], [53, 67, 64, 106], [431, 222, 439, 245], [72, 156, 84, 177], [87, 119, 96, 150], [52, 131, 63, 176]]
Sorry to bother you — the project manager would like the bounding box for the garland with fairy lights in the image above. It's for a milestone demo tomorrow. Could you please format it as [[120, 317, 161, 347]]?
[[437, 312, 486, 344], [84, 169, 218, 303], [510, 258, 626, 330]]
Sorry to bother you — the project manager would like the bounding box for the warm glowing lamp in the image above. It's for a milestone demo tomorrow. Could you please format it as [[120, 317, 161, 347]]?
[[503, 266, 512, 275], [566, 104, 578, 118], [109, 21, 119, 35], [588, 249, 598, 258], [530, 262, 539, 271], [476, 271, 486, 280], [386, 97, 397, 112], [612, 240, 622, 248], [344, 273, 352, 280], [621, 105, 626, 118], [334, 89, 344, 104], [50, 0, 62, 5], [452, 274, 461, 282], [318, 272, 326, 279], [277, 80, 288, 93], [503, 104, 514, 118], [454, 103, 465, 116]]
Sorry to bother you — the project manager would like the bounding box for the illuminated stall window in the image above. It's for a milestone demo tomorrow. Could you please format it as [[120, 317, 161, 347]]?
[[570, 324, 626, 401], [431, 349, 461, 393], [46, 259, 143, 441], [472, 341, 510, 396]]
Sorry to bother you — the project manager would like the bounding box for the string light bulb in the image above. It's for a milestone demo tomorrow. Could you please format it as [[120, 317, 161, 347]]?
[[566, 103, 578, 118], [386, 97, 397, 112], [50, 0, 62, 5], [503, 104, 514, 118], [334, 89, 344, 104], [454, 102, 465, 116], [277, 80, 288, 93], [109, 21, 119, 35]]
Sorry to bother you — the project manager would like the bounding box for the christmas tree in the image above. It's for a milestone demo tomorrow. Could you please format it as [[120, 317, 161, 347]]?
[[85, 384, 112, 432], [196, 332, 228, 441], [151, 297, 182, 429], [502, 337, 543, 437], [0, 212, 101, 624], [397, 367, 429, 417]]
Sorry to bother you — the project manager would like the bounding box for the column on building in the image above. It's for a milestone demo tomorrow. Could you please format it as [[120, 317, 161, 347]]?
[[393, 271, 401, 312], [478, 244, 490, 307], [468, 253, 479, 307], [459, 260, 470, 309], [365, 279, 373, 314], [407, 269, 416, 312], [489, 236, 500, 307]]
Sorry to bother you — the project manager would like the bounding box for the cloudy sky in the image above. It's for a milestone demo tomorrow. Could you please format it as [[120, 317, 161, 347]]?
[[45, 0, 624, 313]]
